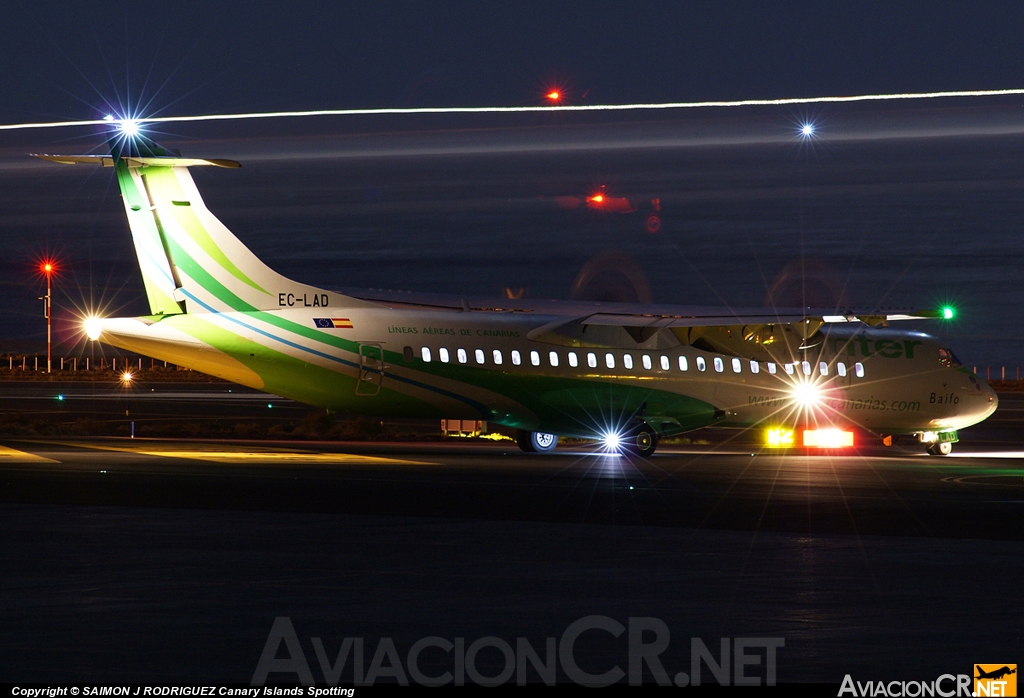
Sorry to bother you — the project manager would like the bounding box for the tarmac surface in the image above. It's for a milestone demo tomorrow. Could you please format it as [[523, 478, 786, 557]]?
[[1, 387, 1023, 684]]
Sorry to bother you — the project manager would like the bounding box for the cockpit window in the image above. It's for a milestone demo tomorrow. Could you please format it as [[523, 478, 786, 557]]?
[[938, 348, 962, 368]]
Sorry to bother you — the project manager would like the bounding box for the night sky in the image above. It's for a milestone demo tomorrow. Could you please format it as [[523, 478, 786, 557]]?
[[3, 2, 1024, 121], [3, 3, 1024, 368]]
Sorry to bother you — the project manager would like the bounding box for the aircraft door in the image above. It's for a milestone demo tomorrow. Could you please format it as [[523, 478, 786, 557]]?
[[356, 343, 384, 396]]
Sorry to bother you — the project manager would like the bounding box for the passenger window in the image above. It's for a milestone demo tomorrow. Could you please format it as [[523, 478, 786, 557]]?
[[802, 361, 811, 376], [549, 351, 559, 367], [713, 357, 724, 372], [421, 347, 432, 362], [511, 350, 522, 366], [493, 349, 503, 365], [750, 360, 760, 374], [404, 346, 414, 362], [855, 362, 865, 378], [784, 363, 795, 375], [623, 354, 634, 370], [475, 349, 485, 364], [696, 356, 706, 372], [731, 357, 742, 373], [679, 356, 688, 371], [439, 348, 450, 363], [767, 362, 777, 374], [530, 351, 541, 366], [568, 352, 579, 367], [642, 355, 652, 370], [819, 361, 828, 376], [660, 355, 670, 371], [837, 362, 847, 377], [457, 348, 468, 364], [588, 353, 598, 368], [605, 353, 616, 369]]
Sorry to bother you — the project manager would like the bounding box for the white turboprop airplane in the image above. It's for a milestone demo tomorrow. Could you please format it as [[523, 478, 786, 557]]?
[[32, 127, 997, 456]]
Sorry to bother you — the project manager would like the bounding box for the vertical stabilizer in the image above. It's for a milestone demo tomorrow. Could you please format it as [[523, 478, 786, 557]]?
[[33, 135, 376, 315]]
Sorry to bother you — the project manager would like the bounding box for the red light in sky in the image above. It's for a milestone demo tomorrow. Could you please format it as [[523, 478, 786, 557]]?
[[38, 259, 57, 276], [547, 91, 560, 101]]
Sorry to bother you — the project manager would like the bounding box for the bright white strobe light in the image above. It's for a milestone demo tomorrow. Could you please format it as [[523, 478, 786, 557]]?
[[84, 317, 102, 341], [119, 119, 140, 137], [791, 381, 821, 408], [602, 431, 623, 451], [801, 123, 815, 137]]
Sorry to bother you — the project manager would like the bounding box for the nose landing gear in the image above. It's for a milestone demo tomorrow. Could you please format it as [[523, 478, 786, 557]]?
[[920, 431, 957, 456]]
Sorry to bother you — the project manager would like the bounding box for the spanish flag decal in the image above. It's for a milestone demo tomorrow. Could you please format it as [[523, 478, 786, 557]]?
[[313, 318, 353, 329]]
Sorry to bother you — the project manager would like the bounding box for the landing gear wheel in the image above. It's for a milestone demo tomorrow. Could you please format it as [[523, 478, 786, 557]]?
[[927, 441, 952, 456], [516, 430, 558, 453], [624, 424, 658, 457], [645, 214, 662, 234]]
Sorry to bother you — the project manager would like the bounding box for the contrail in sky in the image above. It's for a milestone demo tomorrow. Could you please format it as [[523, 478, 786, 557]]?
[[2, 88, 1023, 131]]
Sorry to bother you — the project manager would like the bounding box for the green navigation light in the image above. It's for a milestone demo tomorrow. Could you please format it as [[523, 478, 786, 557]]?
[[942, 307, 955, 320]]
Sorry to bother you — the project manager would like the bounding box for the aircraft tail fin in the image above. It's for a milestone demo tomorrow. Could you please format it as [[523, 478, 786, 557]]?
[[32, 131, 375, 316]]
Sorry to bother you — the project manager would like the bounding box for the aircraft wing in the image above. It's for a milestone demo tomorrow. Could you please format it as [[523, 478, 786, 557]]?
[[342, 288, 943, 327]]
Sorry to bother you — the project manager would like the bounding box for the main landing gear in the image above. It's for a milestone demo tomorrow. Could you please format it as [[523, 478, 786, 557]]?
[[516, 430, 558, 453], [927, 442, 953, 456], [624, 423, 658, 457], [516, 425, 660, 457]]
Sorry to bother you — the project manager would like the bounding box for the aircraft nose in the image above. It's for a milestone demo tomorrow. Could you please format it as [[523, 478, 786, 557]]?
[[972, 375, 999, 423], [984, 380, 999, 414]]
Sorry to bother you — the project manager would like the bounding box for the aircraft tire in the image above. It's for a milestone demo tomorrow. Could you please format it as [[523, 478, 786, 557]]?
[[624, 424, 658, 457], [645, 214, 662, 234], [927, 441, 952, 456], [517, 430, 558, 453]]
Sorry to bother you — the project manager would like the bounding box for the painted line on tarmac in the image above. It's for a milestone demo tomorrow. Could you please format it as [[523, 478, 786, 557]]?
[[0, 444, 59, 464], [47, 440, 435, 466]]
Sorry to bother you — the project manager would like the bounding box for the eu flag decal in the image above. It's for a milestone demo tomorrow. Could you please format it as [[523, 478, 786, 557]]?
[[313, 318, 354, 329]]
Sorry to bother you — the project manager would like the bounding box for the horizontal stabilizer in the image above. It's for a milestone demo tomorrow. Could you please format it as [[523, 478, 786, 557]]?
[[31, 154, 241, 168]]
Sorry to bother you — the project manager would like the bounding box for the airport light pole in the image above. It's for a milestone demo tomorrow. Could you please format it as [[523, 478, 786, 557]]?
[[38, 261, 55, 374]]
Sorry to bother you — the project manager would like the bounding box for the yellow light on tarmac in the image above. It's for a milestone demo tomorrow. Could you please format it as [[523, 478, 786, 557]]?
[[802, 429, 854, 448], [766, 428, 795, 447], [84, 317, 102, 341]]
